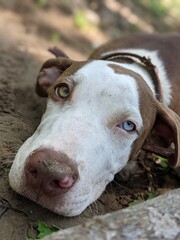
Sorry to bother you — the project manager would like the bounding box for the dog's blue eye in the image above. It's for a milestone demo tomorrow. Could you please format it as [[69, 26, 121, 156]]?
[[120, 121, 136, 132]]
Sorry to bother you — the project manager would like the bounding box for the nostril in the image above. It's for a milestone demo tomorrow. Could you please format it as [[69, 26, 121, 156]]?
[[29, 168, 38, 178], [49, 179, 60, 189], [49, 175, 76, 190], [58, 175, 76, 188]]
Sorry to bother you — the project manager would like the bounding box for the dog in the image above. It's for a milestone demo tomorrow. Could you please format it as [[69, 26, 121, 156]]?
[[9, 34, 180, 217]]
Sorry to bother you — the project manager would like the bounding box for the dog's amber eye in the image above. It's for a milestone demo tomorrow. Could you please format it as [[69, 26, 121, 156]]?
[[55, 84, 70, 99]]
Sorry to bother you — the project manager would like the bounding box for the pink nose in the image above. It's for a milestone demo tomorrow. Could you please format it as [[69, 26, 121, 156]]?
[[25, 148, 78, 196]]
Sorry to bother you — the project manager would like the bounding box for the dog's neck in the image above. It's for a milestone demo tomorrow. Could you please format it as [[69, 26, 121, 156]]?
[[100, 49, 172, 106]]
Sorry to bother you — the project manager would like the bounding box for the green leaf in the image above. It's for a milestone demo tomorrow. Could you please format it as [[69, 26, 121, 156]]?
[[147, 191, 158, 200], [37, 221, 60, 239], [128, 200, 143, 206], [152, 154, 169, 171], [27, 236, 36, 240], [129, 191, 158, 207]]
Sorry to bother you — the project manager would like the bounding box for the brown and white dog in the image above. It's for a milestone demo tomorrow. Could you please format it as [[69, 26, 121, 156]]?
[[9, 34, 180, 216]]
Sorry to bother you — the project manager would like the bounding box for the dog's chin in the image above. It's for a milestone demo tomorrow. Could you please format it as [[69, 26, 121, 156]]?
[[19, 187, 92, 217]]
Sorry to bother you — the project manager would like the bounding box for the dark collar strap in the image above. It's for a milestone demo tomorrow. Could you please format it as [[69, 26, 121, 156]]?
[[101, 52, 163, 102]]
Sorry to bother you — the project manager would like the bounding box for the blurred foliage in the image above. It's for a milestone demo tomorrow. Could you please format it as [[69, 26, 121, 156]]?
[[133, 0, 180, 19], [36, 0, 48, 7], [133, 0, 168, 17], [49, 33, 61, 42], [74, 9, 94, 30], [129, 23, 140, 32], [32, 0, 180, 33], [60, 0, 73, 14]]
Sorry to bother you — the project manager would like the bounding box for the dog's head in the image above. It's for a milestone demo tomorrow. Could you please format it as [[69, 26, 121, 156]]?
[[9, 54, 180, 216]]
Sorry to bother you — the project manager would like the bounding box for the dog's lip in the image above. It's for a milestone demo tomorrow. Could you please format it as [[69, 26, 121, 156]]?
[[22, 181, 91, 202], [21, 188, 91, 216]]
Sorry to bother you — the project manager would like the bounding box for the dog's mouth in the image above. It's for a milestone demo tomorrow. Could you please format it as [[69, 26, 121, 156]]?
[[21, 182, 92, 216]]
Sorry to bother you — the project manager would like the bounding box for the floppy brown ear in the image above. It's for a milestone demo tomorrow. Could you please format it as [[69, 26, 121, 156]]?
[[36, 57, 73, 97], [48, 47, 69, 58], [143, 102, 180, 168]]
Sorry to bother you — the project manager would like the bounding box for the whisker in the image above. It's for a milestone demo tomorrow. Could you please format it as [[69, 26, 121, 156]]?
[[113, 180, 132, 191], [103, 188, 110, 194], [93, 200, 99, 211], [89, 204, 93, 213], [91, 203, 97, 215]]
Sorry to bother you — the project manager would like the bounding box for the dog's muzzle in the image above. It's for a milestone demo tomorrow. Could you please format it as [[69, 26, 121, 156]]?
[[24, 148, 79, 196]]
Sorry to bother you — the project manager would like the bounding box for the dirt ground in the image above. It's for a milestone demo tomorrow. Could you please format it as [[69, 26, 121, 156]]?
[[0, 1, 180, 239]]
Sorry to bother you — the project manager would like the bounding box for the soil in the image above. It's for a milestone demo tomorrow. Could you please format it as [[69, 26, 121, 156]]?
[[0, 1, 180, 240]]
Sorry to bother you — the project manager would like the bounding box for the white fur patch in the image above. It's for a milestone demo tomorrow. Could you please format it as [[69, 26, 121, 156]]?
[[101, 48, 172, 106]]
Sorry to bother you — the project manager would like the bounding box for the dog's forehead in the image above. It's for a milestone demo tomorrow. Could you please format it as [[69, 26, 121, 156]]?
[[67, 60, 140, 110], [74, 60, 132, 81], [73, 60, 139, 97]]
